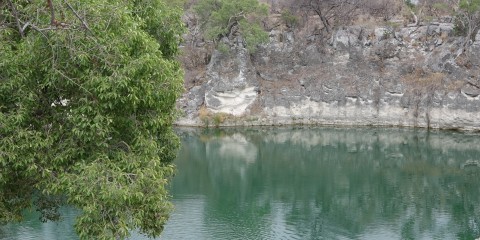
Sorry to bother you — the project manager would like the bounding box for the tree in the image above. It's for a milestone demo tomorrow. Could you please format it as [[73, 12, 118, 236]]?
[[364, 0, 401, 21], [456, 0, 480, 48], [0, 0, 185, 239], [194, 0, 269, 52], [298, 0, 362, 34]]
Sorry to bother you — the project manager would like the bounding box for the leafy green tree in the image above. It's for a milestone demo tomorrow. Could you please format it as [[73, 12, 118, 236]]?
[[194, 0, 269, 52], [0, 0, 184, 239]]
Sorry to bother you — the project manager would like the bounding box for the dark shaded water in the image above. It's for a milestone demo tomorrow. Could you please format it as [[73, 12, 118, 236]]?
[[2, 127, 480, 239]]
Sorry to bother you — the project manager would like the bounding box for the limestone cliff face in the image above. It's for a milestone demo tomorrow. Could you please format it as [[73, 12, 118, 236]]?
[[203, 47, 259, 116], [176, 20, 480, 130]]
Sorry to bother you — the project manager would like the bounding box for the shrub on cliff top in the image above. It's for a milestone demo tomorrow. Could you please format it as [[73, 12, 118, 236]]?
[[194, 0, 269, 52], [455, 0, 480, 48]]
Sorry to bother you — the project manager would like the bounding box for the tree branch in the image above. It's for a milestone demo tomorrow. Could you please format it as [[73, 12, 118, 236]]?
[[54, 69, 94, 96], [46, 0, 56, 25], [28, 23, 50, 40], [64, 1, 93, 33], [7, 0, 24, 37]]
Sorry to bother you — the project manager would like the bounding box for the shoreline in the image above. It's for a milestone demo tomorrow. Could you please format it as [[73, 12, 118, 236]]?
[[174, 117, 480, 132]]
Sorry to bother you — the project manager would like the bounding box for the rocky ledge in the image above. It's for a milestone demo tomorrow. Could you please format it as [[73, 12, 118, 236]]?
[[176, 20, 480, 131]]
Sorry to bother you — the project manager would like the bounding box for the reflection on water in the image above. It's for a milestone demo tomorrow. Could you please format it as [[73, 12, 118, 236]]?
[[163, 127, 480, 240], [2, 127, 480, 240], [0, 207, 80, 240]]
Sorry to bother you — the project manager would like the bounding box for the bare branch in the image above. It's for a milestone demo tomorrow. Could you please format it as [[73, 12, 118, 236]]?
[[7, 0, 24, 37], [22, 21, 31, 33]]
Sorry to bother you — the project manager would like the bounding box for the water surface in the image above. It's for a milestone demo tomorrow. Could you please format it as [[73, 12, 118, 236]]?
[[2, 127, 480, 239]]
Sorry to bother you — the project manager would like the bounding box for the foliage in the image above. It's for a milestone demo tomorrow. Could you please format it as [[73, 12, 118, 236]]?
[[460, 0, 480, 13], [455, 0, 480, 47], [168, 0, 188, 9], [405, 0, 417, 10], [410, 0, 455, 24], [217, 42, 231, 54], [197, 105, 229, 127], [281, 9, 298, 28], [0, 0, 185, 239], [212, 113, 227, 127], [194, 0, 269, 52]]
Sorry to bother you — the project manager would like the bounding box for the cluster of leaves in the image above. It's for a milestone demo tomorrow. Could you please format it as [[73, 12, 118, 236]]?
[[1, 0, 185, 239], [194, 0, 269, 52]]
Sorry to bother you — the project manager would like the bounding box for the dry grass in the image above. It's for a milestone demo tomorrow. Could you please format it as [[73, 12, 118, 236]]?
[[403, 68, 445, 89], [354, 14, 386, 28], [445, 80, 465, 92], [198, 105, 210, 126], [440, 31, 449, 41], [455, 52, 472, 69], [198, 105, 230, 127]]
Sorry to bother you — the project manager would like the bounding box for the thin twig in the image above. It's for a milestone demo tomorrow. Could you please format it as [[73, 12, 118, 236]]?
[[64, 0, 93, 33], [55, 69, 94, 96], [7, 0, 24, 37]]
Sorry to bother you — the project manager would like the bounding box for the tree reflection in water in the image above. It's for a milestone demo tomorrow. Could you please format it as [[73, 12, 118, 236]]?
[[169, 127, 480, 240]]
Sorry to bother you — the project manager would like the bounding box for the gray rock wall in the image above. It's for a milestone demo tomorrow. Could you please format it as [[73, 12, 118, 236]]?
[[176, 22, 480, 131]]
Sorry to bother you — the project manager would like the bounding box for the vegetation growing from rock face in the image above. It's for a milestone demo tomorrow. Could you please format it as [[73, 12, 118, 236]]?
[[280, 9, 299, 28], [0, 0, 184, 239], [273, 0, 461, 28], [297, 0, 362, 34], [455, 0, 480, 47], [194, 0, 269, 52]]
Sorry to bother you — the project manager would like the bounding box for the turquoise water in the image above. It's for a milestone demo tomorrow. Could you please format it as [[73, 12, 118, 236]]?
[[2, 127, 480, 239]]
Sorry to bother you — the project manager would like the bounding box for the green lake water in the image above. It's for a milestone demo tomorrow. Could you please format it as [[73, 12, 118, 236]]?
[[2, 127, 480, 239]]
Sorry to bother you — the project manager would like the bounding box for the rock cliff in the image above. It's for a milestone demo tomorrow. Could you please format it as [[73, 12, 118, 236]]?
[[176, 17, 480, 130]]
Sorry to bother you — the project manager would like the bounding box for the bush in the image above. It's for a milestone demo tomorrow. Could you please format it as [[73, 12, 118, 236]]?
[[281, 9, 298, 28], [194, 0, 269, 52]]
